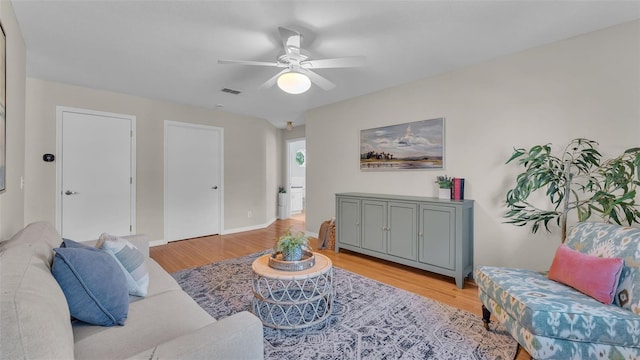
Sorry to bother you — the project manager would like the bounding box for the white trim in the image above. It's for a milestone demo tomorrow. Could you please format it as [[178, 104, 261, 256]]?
[[164, 121, 224, 241], [56, 106, 137, 236], [149, 239, 168, 247], [151, 218, 311, 245], [222, 217, 277, 235], [222, 218, 313, 237]]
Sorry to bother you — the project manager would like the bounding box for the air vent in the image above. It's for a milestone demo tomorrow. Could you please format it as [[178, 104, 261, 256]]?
[[221, 88, 242, 95]]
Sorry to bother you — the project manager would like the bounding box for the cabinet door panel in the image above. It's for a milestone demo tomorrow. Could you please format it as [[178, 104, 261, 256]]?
[[419, 205, 455, 270], [362, 200, 387, 253], [388, 202, 417, 260], [337, 198, 361, 247]]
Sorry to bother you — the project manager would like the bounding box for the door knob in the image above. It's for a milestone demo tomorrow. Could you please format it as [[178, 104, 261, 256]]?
[[64, 190, 79, 195], [211, 186, 218, 190]]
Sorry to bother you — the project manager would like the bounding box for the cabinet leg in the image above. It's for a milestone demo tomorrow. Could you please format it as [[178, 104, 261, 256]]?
[[482, 305, 491, 331]]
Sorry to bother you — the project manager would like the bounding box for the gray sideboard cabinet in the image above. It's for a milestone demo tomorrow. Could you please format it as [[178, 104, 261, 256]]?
[[335, 193, 474, 288]]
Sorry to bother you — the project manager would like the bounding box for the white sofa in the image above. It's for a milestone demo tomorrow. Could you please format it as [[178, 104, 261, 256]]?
[[0, 222, 264, 359]]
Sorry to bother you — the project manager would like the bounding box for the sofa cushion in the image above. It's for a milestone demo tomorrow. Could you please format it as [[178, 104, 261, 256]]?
[[52, 246, 130, 326], [97, 233, 149, 297], [73, 290, 216, 359], [0, 222, 76, 359], [548, 244, 623, 304], [475, 266, 640, 347], [144, 257, 183, 296], [566, 222, 640, 314]]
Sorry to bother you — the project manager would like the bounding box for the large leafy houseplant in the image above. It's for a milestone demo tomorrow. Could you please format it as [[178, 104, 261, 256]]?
[[504, 138, 640, 242]]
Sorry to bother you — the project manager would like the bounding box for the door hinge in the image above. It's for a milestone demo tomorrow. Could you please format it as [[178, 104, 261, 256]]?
[[130, 177, 132, 184], [130, 225, 132, 232], [130, 130, 133, 138]]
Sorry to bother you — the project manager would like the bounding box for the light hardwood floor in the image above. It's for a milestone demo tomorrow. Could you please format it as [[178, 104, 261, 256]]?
[[150, 217, 528, 360]]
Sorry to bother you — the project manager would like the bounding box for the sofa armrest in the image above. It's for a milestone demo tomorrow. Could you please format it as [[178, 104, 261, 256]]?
[[127, 311, 264, 360]]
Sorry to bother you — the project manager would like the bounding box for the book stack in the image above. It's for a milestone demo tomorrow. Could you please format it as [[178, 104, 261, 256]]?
[[451, 178, 465, 200]]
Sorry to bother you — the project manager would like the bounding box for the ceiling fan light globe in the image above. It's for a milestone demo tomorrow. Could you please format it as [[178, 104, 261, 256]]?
[[277, 72, 311, 94]]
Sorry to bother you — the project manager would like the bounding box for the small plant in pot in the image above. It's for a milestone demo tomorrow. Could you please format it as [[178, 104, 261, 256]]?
[[435, 175, 453, 199], [274, 228, 311, 261], [435, 175, 453, 189]]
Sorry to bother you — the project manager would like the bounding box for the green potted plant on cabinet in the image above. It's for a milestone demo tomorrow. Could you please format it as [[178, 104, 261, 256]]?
[[504, 138, 640, 242], [274, 228, 311, 261], [435, 175, 453, 199]]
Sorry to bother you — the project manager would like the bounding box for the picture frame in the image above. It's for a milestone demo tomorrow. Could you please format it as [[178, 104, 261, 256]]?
[[0, 21, 5, 192], [360, 118, 444, 170]]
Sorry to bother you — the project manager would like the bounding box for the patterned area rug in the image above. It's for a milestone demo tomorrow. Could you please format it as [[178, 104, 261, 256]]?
[[172, 251, 517, 360]]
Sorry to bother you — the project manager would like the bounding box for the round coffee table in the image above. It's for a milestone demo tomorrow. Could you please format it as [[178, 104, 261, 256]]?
[[251, 252, 333, 329]]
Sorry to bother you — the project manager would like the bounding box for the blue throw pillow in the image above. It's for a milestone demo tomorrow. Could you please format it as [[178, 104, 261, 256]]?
[[51, 247, 129, 326]]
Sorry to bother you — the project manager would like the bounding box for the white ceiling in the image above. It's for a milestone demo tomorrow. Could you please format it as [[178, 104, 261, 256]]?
[[11, 1, 640, 129]]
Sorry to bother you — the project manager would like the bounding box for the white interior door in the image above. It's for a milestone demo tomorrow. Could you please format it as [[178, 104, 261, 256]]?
[[165, 121, 222, 241], [57, 107, 135, 240], [287, 138, 306, 215]]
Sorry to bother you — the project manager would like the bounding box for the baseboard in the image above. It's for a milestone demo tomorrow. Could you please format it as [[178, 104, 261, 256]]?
[[222, 217, 277, 235], [149, 239, 168, 247], [150, 217, 298, 245]]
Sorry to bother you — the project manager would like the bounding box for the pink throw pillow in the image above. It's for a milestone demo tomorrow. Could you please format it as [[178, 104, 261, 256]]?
[[548, 244, 623, 304]]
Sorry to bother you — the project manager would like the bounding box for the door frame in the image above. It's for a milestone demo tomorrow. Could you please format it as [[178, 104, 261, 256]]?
[[55, 106, 137, 236], [285, 137, 305, 217], [163, 120, 224, 241]]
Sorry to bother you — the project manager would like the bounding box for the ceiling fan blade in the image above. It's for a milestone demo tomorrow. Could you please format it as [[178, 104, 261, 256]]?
[[300, 68, 335, 91], [303, 56, 366, 69], [260, 69, 289, 89], [218, 59, 283, 67], [278, 27, 301, 59]]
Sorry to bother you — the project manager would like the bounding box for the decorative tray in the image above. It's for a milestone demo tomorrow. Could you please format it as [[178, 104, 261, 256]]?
[[268, 251, 315, 271]]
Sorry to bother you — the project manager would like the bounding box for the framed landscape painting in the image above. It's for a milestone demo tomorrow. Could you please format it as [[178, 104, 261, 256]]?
[[0, 22, 5, 192], [360, 118, 444, 170]]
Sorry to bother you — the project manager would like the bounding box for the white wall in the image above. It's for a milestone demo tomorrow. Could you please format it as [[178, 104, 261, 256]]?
[[0, 1, 26, 240], [306, 20, 640, 270], [24, 79, 280, 241]]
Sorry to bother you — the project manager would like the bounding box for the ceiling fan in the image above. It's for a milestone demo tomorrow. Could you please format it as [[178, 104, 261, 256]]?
[[218, 27, 365, 94]]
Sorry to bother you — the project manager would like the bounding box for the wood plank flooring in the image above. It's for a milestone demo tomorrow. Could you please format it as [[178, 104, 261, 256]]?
[[150, 217, 528, 360]]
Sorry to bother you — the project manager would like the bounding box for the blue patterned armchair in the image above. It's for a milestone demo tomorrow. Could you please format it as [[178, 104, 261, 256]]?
[[475, 222, 640, 359]]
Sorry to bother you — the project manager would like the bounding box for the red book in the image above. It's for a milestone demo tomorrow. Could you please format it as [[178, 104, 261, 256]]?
[[452, 178, 465, 200]]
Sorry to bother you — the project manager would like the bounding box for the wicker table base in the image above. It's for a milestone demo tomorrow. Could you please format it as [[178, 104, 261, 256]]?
[[251, 253, 334, 329]]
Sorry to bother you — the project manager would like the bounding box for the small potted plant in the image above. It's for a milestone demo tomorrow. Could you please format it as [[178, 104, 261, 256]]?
[[274, 228, 311, 261], [435, 175, 452, 199]]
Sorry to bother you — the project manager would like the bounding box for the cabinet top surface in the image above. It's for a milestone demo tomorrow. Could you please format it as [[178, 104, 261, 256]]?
[[336, 192, 474, 205]]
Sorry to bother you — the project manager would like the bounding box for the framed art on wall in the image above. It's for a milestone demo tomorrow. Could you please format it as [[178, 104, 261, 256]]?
[[0, 21, 5, 192], [360, 117, 444, 170]]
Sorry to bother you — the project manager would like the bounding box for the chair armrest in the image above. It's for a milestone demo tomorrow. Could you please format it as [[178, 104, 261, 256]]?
[[127, 311, 264, 360]]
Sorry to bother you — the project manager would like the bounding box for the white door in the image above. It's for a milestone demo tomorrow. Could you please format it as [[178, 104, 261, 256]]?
[[57, 107, 135, 240], [287, 138, 306, 215], [165, 121, 222, 241]]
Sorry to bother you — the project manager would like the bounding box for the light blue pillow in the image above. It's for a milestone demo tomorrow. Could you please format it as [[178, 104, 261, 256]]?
[[97, 233, 149, 297], [51, 247, 129, 326]]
